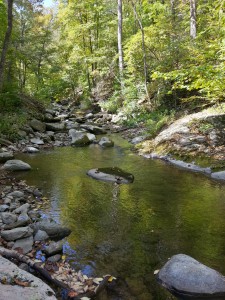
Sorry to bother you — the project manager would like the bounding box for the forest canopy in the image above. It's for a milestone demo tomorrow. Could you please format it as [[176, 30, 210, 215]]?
[[0, 0, 224, 118]]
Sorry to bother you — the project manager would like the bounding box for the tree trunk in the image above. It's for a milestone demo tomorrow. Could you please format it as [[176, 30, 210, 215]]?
[[118, 0, 124, 89], [0, 0, 14, 91], [190, 0, 197, 38], [130, 0, 151, 103]]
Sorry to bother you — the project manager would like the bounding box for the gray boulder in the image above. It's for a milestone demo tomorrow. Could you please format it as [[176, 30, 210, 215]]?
[[31, 221, 71, 240], [47, 254, 61, 263], [30, 138, 44, 145], [69, 130, 92, 146], [211, 171, 225, 181], [13, 235, 33, 254], [157, 254, 225, 299], [87, 167, 134, 184], [0, 152, 14, 163], [80, 124, 106, 134], [34, 230, 49, 241], [1, 212, 17, 225], [24, 146, 39, 153], [1, 226, 33, 241], [30, 119, 46, 132], [8, 190, 24, 199], [43, 240, 64, 256], [2, 160, 31, 171], [13, 203, 30, 214], [0, 205, 9, 212], [99, 136, 114, 147], [0, 256, 56, 300], [45, 122, 65, 132]]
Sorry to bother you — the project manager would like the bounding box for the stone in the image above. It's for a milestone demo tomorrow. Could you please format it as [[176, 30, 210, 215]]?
[[24, 146, 39, 153], [2, 160, 31, 171], [157, 254, 225, 299], [87, 167, 134, 184], [1, 212, 17, 225], [86, 133, 96, 142], [0, 205, 9, 212], [0, 256, 56, 300], [17, 212, 30, 223], [30, 119, 46, 132], [8, 191, 24, 199], [0, 152, 14, 163], [1, 226, 33, 241], [13, 203, 30, 214], [43, 240, 64, 256], [47, 254, 61, 263], [33, 188, 43, 197], [69, 130, 92, 146], [80, 124, 106, 134], [30, 138, 44, 145], [166, 158, 211, 174], [13, 235, 33, 254], [45, 122, 65, 132], [99, 136, 114, 147], [31, 221, 71, 240], [211, 171, 225, 181], [34, 230, 49, 241], [131, 136, 146, 144]]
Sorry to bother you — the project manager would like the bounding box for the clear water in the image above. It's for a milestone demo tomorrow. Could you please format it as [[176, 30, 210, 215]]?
[[16, 135, 225, 299]]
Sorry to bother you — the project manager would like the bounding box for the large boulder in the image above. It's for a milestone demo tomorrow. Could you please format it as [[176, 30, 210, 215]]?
[[157, 254, 225, 299], [2, 160, 31, 171], [31, 221, 71, 241], [0, 152, 14, 163], [0, 256, 56, 300], [30, 119, 46, 132], [1, 226, 33, 241], [69, 129, 92, 146], [80, 124, 106, 134]]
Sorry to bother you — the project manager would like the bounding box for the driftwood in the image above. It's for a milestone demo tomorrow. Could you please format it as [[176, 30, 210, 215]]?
[[0, 247, 110, 300]]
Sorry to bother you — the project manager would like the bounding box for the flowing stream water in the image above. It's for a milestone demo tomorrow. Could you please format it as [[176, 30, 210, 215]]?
[[16, 134, 225, 299]]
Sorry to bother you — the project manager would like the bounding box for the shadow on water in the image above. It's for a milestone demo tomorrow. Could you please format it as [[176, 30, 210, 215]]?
[[16, 134, 225, 300]]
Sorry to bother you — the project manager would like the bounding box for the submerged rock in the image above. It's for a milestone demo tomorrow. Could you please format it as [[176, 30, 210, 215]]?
[[2, 160, 31, 171], [157, 254, 225, 299], [99, 137, 114, 147], [87, 167, 134, 184]]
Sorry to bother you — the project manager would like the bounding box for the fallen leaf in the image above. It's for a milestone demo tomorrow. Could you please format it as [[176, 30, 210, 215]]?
[[14, 278, 30, 287], [68, 290, 78, 297]]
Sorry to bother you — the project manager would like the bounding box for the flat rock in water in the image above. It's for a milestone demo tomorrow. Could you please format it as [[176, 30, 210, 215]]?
[[0, 256, 56, 300], [157, 254, 225, 299], [166, 158, 211, 174], [0, 152, 14, 163], [87, 167, 134, 184], [2, 160, 31, 171]]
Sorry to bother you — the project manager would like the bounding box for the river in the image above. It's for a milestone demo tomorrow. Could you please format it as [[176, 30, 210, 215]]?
[[16, 134, 225, 299]]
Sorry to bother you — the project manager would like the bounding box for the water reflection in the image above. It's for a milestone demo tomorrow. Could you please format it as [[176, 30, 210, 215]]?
[[16, 135, 225, 299]]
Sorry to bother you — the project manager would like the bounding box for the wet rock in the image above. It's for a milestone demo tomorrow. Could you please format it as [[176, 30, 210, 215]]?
[[166, 158, 211, 174], [43, 240, 64, 256], [86, 133, 96, 142], [45, 122, 65, 132], [0, 152, 14, 163], [157, 254, 225, 299], [1, 212, 17, 225], [47, 254, 61, 263], [87, 167, 134, 184], [0, 256, 56, 299], [2, 160, 31, 171], [1, 226, 33, 241], [13, 203, 30, 214], [24, 146, 39, 153], [211, 171, 225, 181], [0, 205, 9, 212], [99, 137, 114, 147], [13, 235, 33, 254], [69, 130, 92, 146], [30, 119, 46, 132], [34, 230, 49, 241], [30, 138, 44, 145], [31, 221, 71, 240]]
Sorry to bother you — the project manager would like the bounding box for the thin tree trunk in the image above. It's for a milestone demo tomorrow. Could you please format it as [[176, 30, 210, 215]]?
[[190, 0, 197, 38], [118, 0, 124, 89], [0, 0, 14, 91], [130, 0, 150, 103]]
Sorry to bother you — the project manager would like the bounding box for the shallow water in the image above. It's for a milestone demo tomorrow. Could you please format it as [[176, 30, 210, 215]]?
[[16, 135, 225, 299]]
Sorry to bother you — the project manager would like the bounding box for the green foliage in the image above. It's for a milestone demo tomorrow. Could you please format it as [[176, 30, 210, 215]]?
[[0, 92, 22, 113], [0, 112, 27, 140], [146, 110, 175, 137]]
